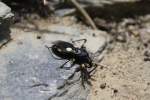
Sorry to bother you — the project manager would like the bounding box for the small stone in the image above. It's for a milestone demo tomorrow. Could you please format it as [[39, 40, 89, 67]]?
[[144, 51, 150, 57], [113, 89, 118, 94], [94, 90, 98, 95], [144, 57, 150, 61], [116, 34, 126, 43], [147, 82, 150, 85], [100, 65, 104, 69], [112, 72, 117, 75], [37, 35, 42, 39], [92, 33, 96, 37], [143, 43, 148, 48], [136, 46, 140, 50], [100, 83, 106, 89]]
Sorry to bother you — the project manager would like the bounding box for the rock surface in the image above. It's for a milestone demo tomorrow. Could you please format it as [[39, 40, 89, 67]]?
[[88, 36, 150, 100], [0, 1, 13, 48], [0, 24, 108, 100], [0, 2, 13, 19]]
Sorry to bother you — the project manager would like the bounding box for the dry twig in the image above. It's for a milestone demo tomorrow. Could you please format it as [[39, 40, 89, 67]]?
[[70, 0, 97, 30]]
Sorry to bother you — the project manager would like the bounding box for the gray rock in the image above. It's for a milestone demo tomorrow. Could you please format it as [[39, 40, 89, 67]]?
[[0, 2, 14, 48], [0, 34, 79, 100], [0, 2, 13, 20], [0, 27, 108, 100]]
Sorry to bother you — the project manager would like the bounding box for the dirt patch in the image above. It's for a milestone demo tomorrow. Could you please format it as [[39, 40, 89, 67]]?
[[88, 37, 150, 100]]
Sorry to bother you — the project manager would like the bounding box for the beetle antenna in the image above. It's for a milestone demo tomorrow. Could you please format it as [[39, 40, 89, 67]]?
[[45, 45, 52, 48]]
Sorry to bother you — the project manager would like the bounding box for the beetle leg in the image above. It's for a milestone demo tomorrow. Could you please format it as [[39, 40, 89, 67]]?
[[66, 63, 75, 69], [83, 66, 91, 79], [78, 65, 86, 88], [61, 61, 75, 70], [68, 67, 81, 79], [59, 60, 70, 68], [88, 63, 98, 75], [80, 65, 93, 88], [83, 68, 92, 86], [71, 39, 87, 48], [45, 45, 63, 60], [81, 69, 86, 88]]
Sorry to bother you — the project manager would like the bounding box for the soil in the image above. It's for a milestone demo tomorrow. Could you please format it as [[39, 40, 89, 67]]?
[[88, 37, 150, 100]]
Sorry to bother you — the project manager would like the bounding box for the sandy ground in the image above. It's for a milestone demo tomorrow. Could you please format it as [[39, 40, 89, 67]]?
[[88, 37, 150, 100]]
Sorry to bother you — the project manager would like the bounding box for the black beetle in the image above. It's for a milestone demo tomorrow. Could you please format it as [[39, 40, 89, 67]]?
[[45, 39, 98, 87]]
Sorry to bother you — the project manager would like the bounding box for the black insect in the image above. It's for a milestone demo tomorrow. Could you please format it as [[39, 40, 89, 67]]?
[[45, 39, 99, 87]]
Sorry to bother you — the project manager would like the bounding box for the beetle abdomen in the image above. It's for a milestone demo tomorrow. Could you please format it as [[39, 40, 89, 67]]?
[[51, 41, 75, 59]]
